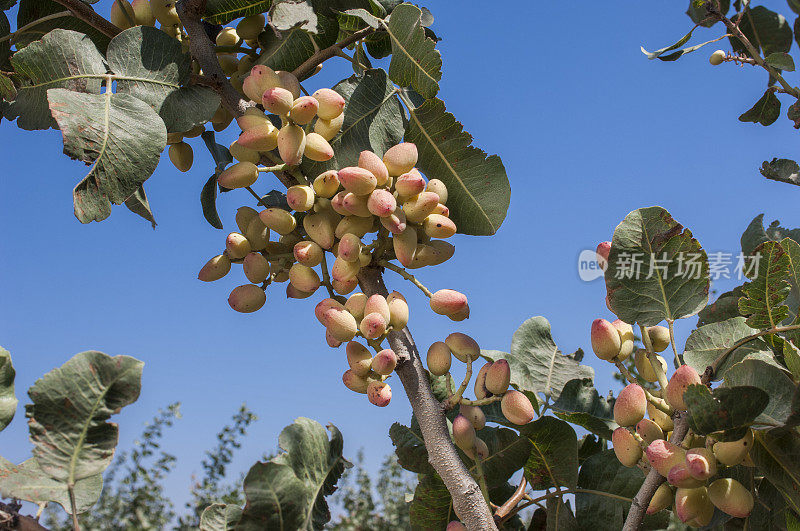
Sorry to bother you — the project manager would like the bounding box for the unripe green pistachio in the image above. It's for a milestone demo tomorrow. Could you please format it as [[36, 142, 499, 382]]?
[[447, 303, 470, 322], [287, 284, 314, 299], [217, 53, 239, 75], [647, 401, 674, 432], [358, 150, 390, 187], [235, 206, 259, 234], [259, 208, 296, 235], [325, 307, 359, 342], [289, 96, 319, 125], [367, 381, 391, 407], [331, 256, 361, 283], [229, 140, 260, 164], [346, 341, 373, 376], [276, 71, 301, 99], [243, 215, 268, 249], [635, 418, 664, 447], [423, 213, 457, 238], [198, 254, 231, 282], [279, 232, 301, 248], [707, 478, 754, 518], [501, 390, 535, 425], [110, 0, 135, 29], [219, 161, 258, 189], [387, 291, 409, 329], [591, 318, 621, 361], [372, 349, 397, 375], [646, 325, 671, 353], [383, 142, 418, 176], [312, 88, 346, 120], [646, 439, 686, 477], [675, 487, 714, 526], [393, 226, 417, 267], [709, 49, 726, 65], [237, 124, 279, 152], [667, 463, 704, 488], [364, 294, 391, 323], [150, 0, 179, 25], [685, 447, 717, 480], [635, 349, 668, 383], [426, 178, 448, 204], [315, 298, 344, 325], [277, 123, 306, 165], [380, 208, 408, 234], [712, 429, 753, 466], [408, 244, 436, 269], [225, 232, 251, 259], [427, 342, 452, 376], [395, 171, 426, 200], [359, 312, 387, 339], [288, 263, 320, 293], [428, 240, 455, 265], [167, 131, 183, 144], [236, 14, 265, 40], [646, 483, 673, 515], [430, 289, 468, 317], [228, 284, 266, 313], [215, 27, 238, 46], [345, 293, 368, 321], [302, 213, 335, 249], [465, 437, 489, 460], [336, 215, 373, 239], [403, 192, 440, 223], [131, 0, 155, 25], [236, 107, 271, 130], [446, 332, 480, 363], [342, 369, 369, 394], [332, 278, 358, 295], [314, 113, 344, 141], [474, 362, 492, 399], [325, 329, 342, 348], [665, 364, 701, 411], [243, 252, 269, 283], [485, 359, 511, 395], [304, 132, 334, 162], [459, 405, 486, 430], [313, 170, 340, 198], [342, 192, 372, 217], [286, 185, 315, 212], [612, 427, 642, 467], [614, 383, 647, 427], [452, 414, 477, 452], [612, 319, 635, 361]]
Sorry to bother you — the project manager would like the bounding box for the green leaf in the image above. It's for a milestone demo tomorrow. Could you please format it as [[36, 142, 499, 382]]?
[[546, 497, 577, 531], [781, 237, 800, 327], [741, 214, 800, 257], [605, 206, 710, 325], [0, 457, 102, 514], [738, 240, 791, 328], [550, 378, 616, 439], [107, 26, 219, 133], [722, 359, 797, 427], [203, 0, 271, 24], [784, 340, 800, 380], [0, 11, 10, 70], [746, 478, 794, 530], [4, 28, 106, 130], [300, 69, 404, 177], [683, 384, 769, 436], [237, 418, 350, 530], [482, 317, 593, 402], [384, 3, 441, 99], [201, 175, 224, 230], [751, 427, 800, 513], [739, 89, 781, 126], [686, 0, 729, 27], [730, 6, 792, 58], [199, 503, 242, 530], [389, 421, 432, 474], [465, 427, 532, 489], [48, 88, 167, 224], [761, 158, 800, 186], [14, 0, 111, 53], [26, 351, 143, 483], [408, 473, 452, 530], [697, 286, 746, 326], [0, 72, 15, 101], [683, 316, 776, 380], [405, 97, 510, 235], [271, 0, 319, 33], [766, 52, 796, 71], [256, 14, 338, 77], [0, 347, 16, 432], [640, 26, 697, 59], [520, 416, 578, 491], [124, 185, 157, 228]]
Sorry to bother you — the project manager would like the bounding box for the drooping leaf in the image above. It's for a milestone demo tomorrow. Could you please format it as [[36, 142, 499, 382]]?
[[520, 416, 578, 491], [766, 52, 796, 71], [300, 69, 404, 177], [26, 351, 143, 483], [256, 14, 338, 76], [550, 379, 616, 439], [408, 473, 452, 530], [697, 286, 746, 326], [683, 316, 777, 379], [14, 0, 110, 53], [741, 214, 800, 258], [0, 347, 16, 432], [48, 88, 167, 224], [389, 421, 432, 474], [730, 6, 792, 58], [199, 503, 242, 530], [760, 158, 800, 186], [201, 175, 224, 230], [722, 359, 797, 427], [124, 185, 157, 228], [237, 418, 350, 530], [482, 317, 593, 402], [739, 89, 781, 126], [686, 0, 729, 27], [0, 457, 102, 514], [201, 130, 234, 169], [270, 0, 319, 33], [203, 0, 272, 24], [683, 384, 769, 436], [738, 240, 791, 328], [464, 427, 532, 489], [605, 206, 710, 325], [750, 427, 800, 513], [405, 97, 511, 235], [653, 35, 733, 62], [384, 3, 441, 99], [107, 26, 219, 133], [546, 497, 577, 531], [641, 26, 697, 59], [4, 29, 106, 130], [577, 434, 605, 465]]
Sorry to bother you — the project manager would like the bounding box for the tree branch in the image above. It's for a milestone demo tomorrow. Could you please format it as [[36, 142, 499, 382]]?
[[0, 501, 49, 531], [622, 411, 690, 530], [50, 0, 122, 39], [291, 27, 378, 80], [357, 265, 498, 531]]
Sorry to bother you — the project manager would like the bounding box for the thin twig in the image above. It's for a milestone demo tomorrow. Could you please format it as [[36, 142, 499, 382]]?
[[443, 358, 473, 410], [50, 0, 121, 38], [667, 319, 681, 368], [292, 27, 378, 79], [0, 11, 72, 43], [378, 260, 433, 297], [493, 476, 527, 522]]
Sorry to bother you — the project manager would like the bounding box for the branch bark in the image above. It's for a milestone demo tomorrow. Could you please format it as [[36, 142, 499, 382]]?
[[291, 27, 377, 80], [358, 265, 498, 531], [622, 412, 690, 530], [0, 501, 49, 531], [50, 0, 122, 39]]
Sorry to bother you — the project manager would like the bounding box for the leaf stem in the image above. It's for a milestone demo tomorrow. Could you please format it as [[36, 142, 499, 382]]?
[[702, 323, 800, 383], [291, 26, 378, 79], [257, 163, 288, 174], [0, 11, 73, 43], [68, 483, 80, 531], [667, 319, 681, 368], [50, 0, 122, 38], [444, 358, 473, 409], [377, 260, 433, 297], [458, 395, 503, 407], [502, 487, 634, 523], [474, 455, 491, 504], [640, 325, 669, 391]]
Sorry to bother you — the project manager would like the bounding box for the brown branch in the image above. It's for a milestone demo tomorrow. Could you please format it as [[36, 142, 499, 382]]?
[[0, 501, 49, 531], [50, 0, 121, 39], [357, 265, 498, 531], [622, 411, 690, 530], [493, 476, 527, 524], [292, 27, 378, 80]]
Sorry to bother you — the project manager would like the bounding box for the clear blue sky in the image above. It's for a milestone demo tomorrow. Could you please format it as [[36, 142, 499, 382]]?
[[1, 0, 798, 515]]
